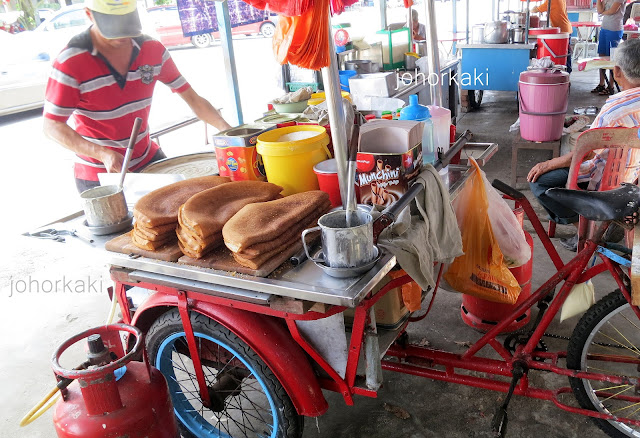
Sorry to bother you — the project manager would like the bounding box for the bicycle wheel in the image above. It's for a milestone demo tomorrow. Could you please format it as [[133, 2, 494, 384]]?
[[146, 310, 304, 438], [567, 290, 640, 437]]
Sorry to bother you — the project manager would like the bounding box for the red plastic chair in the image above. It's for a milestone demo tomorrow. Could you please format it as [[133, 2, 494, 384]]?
[[553, 127, 640, 250], [546, 127, 640, 238]]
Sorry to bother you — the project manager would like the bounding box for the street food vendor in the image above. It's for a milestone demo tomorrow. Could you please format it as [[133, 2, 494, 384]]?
[[411, 9, 426, 41], [527, 39, 640, 251], [42, 0, 232, 193], [531, 0, 573, 72]]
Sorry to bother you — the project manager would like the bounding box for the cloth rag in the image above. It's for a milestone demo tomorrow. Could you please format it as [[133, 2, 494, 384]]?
[[377, 166, 463, 290]]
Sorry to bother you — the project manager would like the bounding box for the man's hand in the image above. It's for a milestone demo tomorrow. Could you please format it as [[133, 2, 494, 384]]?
[[100, 149, 124, 173], [527, 161, 551, 183]]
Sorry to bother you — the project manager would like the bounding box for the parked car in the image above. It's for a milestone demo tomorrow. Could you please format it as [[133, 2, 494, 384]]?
[[147, 4, 277, 49], [0, 30, 50, 116], [0, 4, 158, 117]]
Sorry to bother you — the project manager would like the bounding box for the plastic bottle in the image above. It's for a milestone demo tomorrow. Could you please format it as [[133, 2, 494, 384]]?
[[399, 94, 435, 166]]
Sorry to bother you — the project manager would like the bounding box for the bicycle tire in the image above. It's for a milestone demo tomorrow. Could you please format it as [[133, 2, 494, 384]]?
[[567, 290, 640, 437], [146, 309, 304, 438]]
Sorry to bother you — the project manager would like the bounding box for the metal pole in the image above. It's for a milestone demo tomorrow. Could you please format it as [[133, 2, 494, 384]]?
[[424, 0, 443, 107], [215, 0, 243, 125], [465, 0, 469, 44], [546, 0, 552, 28], [492, 0, 496, 20], [525, 0, 531, 44], [452, 0, 458, 54], [407, 5, 413, 50], [320, 14, 350, 208], [377, 0, 387, 30]]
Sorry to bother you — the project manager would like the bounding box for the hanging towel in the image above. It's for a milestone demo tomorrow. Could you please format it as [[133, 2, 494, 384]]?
[[377, 165, 463, 291]]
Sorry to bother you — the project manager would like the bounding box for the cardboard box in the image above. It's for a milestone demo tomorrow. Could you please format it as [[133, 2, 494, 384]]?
[[356, 120, 423, 206]]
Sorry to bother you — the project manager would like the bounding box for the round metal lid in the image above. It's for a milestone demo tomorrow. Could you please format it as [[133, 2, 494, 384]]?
[[140, 152, 219, 178]]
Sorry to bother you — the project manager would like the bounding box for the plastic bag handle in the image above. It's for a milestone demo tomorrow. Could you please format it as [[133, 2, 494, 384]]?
[[492, 179, 526, 200]]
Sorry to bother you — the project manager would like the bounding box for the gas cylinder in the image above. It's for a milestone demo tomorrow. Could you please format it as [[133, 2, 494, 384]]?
[[460, 207, 534, 333], [52, 324, 179, 438]]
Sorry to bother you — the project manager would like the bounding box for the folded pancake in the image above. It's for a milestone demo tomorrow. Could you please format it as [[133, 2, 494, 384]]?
[[223, 191, 330, 253], [176, 226, 223, 253], [179, 181, 283, 239], [235, 205, 327, 259], [177, 240, 215, 259], [133, 176, 230, 227], [232, 233, 301, 270], [130, 230, 175, 251], [133, 224, 175, 241], [134, 222, 176, 237]]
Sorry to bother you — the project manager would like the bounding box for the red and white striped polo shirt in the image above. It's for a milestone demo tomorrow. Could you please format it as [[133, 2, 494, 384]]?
[[44, 28, 191, 181]]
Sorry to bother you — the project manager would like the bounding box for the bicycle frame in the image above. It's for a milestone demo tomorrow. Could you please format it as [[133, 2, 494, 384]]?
[[381, 193, 640, 427]]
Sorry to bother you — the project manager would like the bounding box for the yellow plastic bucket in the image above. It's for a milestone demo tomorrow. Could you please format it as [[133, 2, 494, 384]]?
[[308, 91, 352, 106], [256, 126, 331, 196]]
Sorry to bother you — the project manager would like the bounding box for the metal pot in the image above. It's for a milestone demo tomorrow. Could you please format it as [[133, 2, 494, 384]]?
[[344, 60, 373, 74], [405, 53, 418, 70], [414, 41, 428, 57], [504, 11, 526, 27], [80, 185, 129, 227], [510, 27, 525, 44], [484, 21, 509, 44], [471, 25, 485, 44]]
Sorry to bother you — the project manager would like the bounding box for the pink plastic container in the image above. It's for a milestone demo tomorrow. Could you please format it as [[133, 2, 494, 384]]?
[[519, 69, 570, 142]]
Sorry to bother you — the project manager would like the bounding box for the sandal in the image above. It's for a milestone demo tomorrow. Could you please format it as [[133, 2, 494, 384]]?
[[599, 88, 615, 95], [591, 84, 605, 93]]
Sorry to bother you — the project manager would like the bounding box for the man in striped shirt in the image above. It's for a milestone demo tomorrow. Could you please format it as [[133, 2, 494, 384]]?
[[43, 0, 231, 193], [528, 38, 640, 250]]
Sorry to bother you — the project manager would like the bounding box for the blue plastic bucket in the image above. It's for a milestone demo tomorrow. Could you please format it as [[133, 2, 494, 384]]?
[[339, 70, 357, 92]]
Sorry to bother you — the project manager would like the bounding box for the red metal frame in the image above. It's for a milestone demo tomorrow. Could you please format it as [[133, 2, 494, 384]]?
[[109, 191, 640, 429]]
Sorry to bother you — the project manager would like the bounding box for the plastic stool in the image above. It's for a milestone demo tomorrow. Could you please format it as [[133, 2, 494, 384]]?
[[573, 42, 586, 60]]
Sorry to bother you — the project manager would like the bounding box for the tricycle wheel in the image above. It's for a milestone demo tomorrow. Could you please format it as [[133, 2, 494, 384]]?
[[567, 290, 640, 438], [146, 309, 304, 438]]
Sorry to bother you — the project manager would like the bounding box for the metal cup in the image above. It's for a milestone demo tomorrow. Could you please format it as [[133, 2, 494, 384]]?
[[302, 210, 374, 269]]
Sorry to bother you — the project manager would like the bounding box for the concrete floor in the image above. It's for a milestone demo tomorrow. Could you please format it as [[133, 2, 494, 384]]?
[[1, 68, 621, 438]]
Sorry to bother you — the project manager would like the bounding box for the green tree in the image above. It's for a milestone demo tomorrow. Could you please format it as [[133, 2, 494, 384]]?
[[16, 0, 37, 30]]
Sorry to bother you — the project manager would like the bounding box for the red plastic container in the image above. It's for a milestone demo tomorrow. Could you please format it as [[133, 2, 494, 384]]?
[[460, 230, 534, 333], [313, 159, 359, 208], [537, 32, 571, 65]]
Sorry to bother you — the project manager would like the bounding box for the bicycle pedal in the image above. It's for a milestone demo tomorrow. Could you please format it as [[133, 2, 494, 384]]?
[[491, 406, 508, 438]]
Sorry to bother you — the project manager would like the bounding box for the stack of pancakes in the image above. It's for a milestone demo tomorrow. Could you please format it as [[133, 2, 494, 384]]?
[[223, 191, 331, 270], [177, 181, 283, 258], [131, 176, 230, 251]]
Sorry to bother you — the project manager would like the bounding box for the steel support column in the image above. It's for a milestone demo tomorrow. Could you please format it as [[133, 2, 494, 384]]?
[[215, 0, 243, 125]]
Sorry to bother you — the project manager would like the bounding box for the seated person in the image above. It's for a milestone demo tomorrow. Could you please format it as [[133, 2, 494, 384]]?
[[528, 38, 640, 250], [411, 9, 426, 41]]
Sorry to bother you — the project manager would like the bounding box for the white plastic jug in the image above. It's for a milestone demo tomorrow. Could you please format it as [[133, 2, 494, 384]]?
[[427, 105, 451, 174]]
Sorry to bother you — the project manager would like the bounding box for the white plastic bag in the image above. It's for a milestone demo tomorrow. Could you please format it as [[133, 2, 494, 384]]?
[[560, 281, 595, 322], [475, 160, 531, 268]]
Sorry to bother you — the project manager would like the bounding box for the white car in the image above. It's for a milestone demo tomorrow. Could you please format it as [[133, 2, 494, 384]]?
[[0, 30, 51, 116], [0, 5, 159, 117]]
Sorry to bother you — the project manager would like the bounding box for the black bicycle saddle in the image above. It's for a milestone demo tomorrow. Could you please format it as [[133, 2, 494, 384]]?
[[545, 183, 640, 222]]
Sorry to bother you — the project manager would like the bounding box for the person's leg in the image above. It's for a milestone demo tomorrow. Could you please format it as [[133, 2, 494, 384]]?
[[594, 29, 611, 91], [566, 41, 572, 74], [529, 168, 579, 225]]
